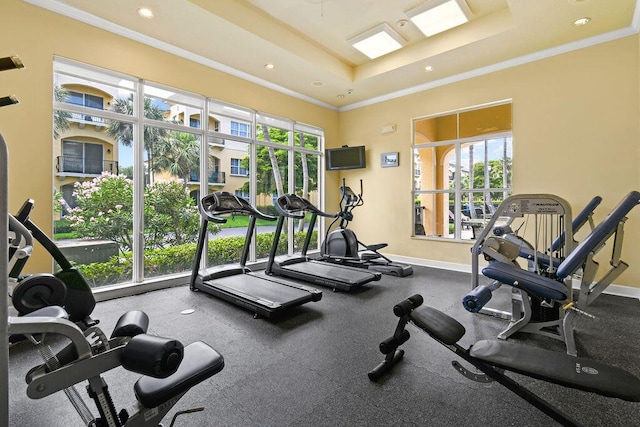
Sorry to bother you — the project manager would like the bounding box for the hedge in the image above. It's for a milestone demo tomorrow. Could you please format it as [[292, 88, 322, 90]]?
[[77, 231, 317, 287]]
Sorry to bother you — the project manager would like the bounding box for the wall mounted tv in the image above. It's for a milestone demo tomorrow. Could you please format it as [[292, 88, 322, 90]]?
[[325, 145, 366, 171]]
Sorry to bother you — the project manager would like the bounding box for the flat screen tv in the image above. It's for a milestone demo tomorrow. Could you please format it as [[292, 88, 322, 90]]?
[[325, 145, 366, 171]]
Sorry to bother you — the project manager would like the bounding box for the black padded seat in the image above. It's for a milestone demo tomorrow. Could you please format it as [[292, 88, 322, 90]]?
[[410, 305, 466, 345], [134, 341, 224, 408], [470, 340, 640, 402], [482, 261, 568, 301]]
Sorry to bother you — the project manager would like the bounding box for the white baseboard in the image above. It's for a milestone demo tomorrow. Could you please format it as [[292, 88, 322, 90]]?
[[388, 254, 640, 301]]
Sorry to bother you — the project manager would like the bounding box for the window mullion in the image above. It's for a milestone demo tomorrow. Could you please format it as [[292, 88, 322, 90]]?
[[133, 79, 145, 283]]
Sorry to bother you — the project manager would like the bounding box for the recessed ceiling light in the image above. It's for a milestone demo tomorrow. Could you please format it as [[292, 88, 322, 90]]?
[[337, 94, 345, 99], [137, 7, 153, 19], [406, 0, 472, 37], [348, 23, 406, 59], [264, 63, 275, 70], [425, 66, 434, 72], [312, 80, 325, 87], [573, 17, 591, 26]]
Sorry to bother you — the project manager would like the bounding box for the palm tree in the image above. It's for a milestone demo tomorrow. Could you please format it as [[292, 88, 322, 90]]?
[[53, 86, 71, 139], [106, 95, 167, 149], [106, 95, 170, 182], [259, 124, 285, 197], [152, 131, 201, 184]]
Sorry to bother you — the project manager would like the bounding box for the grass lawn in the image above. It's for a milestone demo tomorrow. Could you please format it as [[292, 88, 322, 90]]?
[[217, 214, 275, 228]]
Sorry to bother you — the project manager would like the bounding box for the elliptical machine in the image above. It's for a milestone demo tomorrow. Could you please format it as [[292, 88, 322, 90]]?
[[320, 179, 413, 277]]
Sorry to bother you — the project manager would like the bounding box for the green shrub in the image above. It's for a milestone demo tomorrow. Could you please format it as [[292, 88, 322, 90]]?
[[256, 205, 277, 216], [76, 230, 318, 287], [54, 219, 73, 234]]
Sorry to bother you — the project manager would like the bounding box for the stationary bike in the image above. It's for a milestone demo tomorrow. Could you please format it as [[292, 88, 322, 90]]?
[[320, 179, 413, 277]]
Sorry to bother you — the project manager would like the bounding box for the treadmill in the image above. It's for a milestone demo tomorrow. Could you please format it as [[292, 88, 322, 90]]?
[[265, 194, 381, 292], [190, 191, 322, 318]]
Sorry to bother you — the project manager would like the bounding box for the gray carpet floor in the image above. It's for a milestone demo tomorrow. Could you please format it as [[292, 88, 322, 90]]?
[[7, 266, 640, 426]]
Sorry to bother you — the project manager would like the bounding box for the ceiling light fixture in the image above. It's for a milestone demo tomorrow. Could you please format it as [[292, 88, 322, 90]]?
[[425, 66, 434, 72], [406, 0, 472, 37], [137, 7, 154, 19], [264, 63, 275, 70], [348, 23, 406, 59], [573, 17, 591, 26]]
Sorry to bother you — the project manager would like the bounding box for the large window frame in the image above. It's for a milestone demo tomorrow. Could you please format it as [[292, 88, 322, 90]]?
[[413, 102, 512, 241], [53, 57, 324, 292]]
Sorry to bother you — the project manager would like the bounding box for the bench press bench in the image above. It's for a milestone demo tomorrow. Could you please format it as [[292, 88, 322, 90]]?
[[369, 294, 640, 427]]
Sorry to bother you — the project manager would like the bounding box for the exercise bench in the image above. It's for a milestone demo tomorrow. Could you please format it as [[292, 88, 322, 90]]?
[[369, 294, 640, 427]]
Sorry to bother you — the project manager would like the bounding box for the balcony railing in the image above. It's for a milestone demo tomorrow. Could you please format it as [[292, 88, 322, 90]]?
[[188, 171, 226, 185], [56, 156, 118, 175], [207, 136, 225, 147], [69, 112, 108, 127]]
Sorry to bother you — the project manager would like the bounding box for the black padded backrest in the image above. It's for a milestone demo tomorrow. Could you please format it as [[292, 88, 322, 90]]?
[[557, 191, 640, 278], [470, 339, 640, 402]]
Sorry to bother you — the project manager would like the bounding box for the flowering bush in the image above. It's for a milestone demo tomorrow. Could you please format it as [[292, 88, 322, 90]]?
[[65, 172, 205, 253]]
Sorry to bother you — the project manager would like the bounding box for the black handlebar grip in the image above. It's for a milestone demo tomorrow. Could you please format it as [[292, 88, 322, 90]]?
[[393, 294, 424, 317], [122, 334, 184, 378]]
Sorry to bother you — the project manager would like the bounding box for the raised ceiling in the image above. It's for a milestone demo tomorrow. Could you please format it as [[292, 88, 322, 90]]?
[[25, 0, 640, 110]]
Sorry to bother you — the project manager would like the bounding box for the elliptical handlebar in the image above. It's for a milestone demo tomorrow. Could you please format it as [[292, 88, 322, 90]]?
[[337, 178, 364, 228]]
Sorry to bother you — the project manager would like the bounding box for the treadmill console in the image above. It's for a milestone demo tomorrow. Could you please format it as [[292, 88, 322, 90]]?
[[213, 192, 244, 212], [280, 194, 308, 212]]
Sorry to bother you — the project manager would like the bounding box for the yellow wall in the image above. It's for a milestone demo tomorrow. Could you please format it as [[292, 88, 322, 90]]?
[[338, 35, 640, 287], [0, 0, 339, 272], [2, 0, 639, 287]]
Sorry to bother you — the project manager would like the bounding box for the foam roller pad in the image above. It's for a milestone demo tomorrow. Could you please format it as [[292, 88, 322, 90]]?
[[463, 286, 492, 313], [122, 334, 184, 378], [111, 310, 149, 338]]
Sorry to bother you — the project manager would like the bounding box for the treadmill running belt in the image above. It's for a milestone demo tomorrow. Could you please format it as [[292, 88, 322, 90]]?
[[283, 261, 375, 285], [203, 274, 313, 307]]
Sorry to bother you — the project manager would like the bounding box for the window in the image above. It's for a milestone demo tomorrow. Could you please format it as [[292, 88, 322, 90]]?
[[413, 103, 512, 240], [234, 189, 249, 201], [53, 58, 324, 291], [60, 140, 104, 174], [67, 90, 104, 110], [230, 121, 251, 138], [230, 158, 248, 176]]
